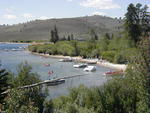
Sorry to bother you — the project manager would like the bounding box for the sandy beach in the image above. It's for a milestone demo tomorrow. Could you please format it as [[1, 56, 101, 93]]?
[[31, 52, 127, 70], [97, 61, 127, 71]]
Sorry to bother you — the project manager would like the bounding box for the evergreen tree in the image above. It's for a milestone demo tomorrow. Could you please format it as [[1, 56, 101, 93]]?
[[0, 68, 10, 105], [125, 3, 141, 43], [125, 3, 150, 44], [54, 25, 59, 42], [72, 41, 79, 56], [50, 30, 54, 43], [71, 34, 74, 40], [50, 25, 59, 43], [90, 29, 98, 40], [68, 35, 71, 41], [105, 33, 111, 40], [140, 5, 150, 37]]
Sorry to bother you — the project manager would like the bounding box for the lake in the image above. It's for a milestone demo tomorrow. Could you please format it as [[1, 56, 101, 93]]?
[[0, 43, 114, 99]]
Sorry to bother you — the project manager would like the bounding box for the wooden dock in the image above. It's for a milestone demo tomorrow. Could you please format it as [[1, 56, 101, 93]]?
[[1, 73, 89, 95]]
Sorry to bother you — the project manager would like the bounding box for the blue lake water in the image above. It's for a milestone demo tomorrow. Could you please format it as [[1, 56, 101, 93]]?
[[0, 43, 114, 98]]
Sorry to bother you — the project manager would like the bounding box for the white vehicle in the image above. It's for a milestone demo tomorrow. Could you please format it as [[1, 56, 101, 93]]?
[[84, 66, 96, 72], [59, 58, 73, 62], [73, 63, 87, 68]]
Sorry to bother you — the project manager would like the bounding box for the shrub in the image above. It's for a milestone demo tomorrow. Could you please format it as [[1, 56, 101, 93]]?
[[101, 51, 116, 62]]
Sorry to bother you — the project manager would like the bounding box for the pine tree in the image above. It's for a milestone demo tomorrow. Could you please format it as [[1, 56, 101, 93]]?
[[0, 68, 10, 105], [71, 34, 74, 40], [50, 30, 54, 42], [72, 41, 79, 56], [140, 6, 150, 37], [50, 25, 59, 43], [125, 3, 150, 44], [90, 29, 98, 40], [105, 33, 111, 40], [54, 25, 59, 42], [67, 35, 71, 41]]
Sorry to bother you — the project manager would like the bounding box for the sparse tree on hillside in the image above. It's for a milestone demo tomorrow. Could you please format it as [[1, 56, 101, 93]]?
[[71, 34, 74, 40], [54, 25, 59, 41], [90, 29, 98, 40], [105, 33, 111, 40], [50, 30, 55, 43], [50, 25, 59, 43], [68, 35, 71, 41]]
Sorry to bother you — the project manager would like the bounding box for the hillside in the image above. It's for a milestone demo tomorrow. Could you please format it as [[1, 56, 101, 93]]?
[[0, 15, 123, 41]]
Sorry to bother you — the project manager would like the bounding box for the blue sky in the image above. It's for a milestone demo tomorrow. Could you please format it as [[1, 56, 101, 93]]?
[[0, 0, 150, 25]]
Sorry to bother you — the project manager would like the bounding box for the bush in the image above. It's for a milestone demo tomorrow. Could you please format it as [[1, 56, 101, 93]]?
[[28, 39, 134, 63], [52, 78, 146, 113], [114, 53, 127, 64], [101, 51, 116, 62], [28, 45, 38, 52], [55, 41, 74, 56]]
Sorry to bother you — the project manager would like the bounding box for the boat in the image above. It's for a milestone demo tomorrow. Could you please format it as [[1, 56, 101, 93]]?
[[73, 63, 87, 68], [59, 58, 73, 62], [87, 61, 97, 64], [84, 66, 96, 72], [103, 70, 123, 76], [11, 49, 18, 51], [46, 70, 65, 86], [58, 59, 65, 62], [46, 79, 65, 86], [43, 63, 50, 67]]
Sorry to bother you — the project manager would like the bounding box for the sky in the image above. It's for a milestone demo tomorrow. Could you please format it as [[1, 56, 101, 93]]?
[[0, 0, 150, 25]]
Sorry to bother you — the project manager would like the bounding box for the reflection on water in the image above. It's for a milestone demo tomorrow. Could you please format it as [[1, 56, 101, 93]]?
[[0, 44, 114, 99]]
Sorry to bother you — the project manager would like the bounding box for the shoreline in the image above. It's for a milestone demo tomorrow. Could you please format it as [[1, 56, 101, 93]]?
[[0, 41, 28, 44], [0, 42, 45, 45], [0, 42, 127, 71], [31, 52, 127, 71]]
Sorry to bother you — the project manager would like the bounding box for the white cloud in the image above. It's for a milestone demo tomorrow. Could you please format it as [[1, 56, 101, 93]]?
[[23, 13, 33, 18], [3, 14, 17, 19], [39, 16, 49, 20], [80, 0, 120, 9], [92, 11, 106, 16], [148, 4, 150, 9], [5, 6, 15, 13]]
